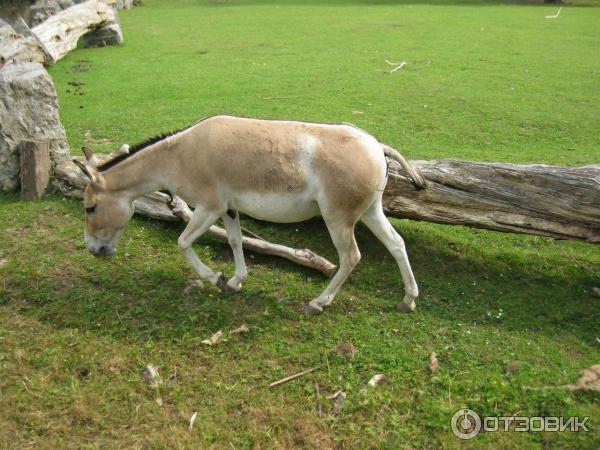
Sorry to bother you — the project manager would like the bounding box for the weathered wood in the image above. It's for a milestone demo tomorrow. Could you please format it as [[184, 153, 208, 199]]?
[[19, 140, 49, 200], [384, 160, 600, 243], [31, 0, 116, 64], [54, 158, 338, 277]]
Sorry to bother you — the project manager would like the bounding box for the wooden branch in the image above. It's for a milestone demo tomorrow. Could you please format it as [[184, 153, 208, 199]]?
[[54, 158, 338, 278], [32, 0, 116, 64], [268, 365, 321, 388], [384, 160, 600, 243]]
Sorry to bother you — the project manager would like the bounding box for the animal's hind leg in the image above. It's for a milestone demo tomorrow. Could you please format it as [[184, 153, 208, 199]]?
[[306, 218, 361, 314], [221, 210, 247, 292], [178, 206, 227, 290], [361, 201, 419, 312]]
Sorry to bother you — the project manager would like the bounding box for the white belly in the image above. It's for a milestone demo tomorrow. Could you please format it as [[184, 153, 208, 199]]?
[[231, 191, 321, 223]]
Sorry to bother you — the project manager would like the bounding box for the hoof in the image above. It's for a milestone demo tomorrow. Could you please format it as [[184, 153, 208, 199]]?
[[305, 302, 323, 315], [226, 277, 242, 292], [398, 301, 416, 313], [215, 273, 231, 293]]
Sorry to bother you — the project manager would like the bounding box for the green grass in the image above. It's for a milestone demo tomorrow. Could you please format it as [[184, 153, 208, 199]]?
[[1, 1, 599, 448]]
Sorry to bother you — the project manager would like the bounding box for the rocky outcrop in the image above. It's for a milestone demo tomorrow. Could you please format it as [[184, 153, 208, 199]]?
[[0, 18, 47, 67], [0, 62, 69, 192], [0, 0, 140, 193], [32, 0, 117, 64]]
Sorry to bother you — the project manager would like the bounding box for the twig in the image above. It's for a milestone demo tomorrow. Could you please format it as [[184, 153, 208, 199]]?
[[268, 365, 321, 388], [240, 226, 266, 242], [263, 96, 300, 100], [315, 382, 322, 417], [545, 7, 562, 19], [385, 60, 407, 73]]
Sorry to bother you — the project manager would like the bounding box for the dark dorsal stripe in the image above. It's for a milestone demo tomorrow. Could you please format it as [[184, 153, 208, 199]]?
[[96, 117, 213, 172], [97, 128, 187, 172]]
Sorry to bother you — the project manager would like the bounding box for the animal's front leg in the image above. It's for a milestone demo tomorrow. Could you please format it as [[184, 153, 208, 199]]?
[[221, 210, 247, 292], [178, 206, 226, 289]]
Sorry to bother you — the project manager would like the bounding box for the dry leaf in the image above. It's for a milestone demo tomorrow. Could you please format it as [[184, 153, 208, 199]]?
[[189, 411, 198, 430], [367, 374, 386, 387], [155, 397, 163, 406], [506, 360, 522, 374], [331, 343, 357, 359], [329, 390, 346, 416], [230, 324, 249, 335], [184, 279, 204, 294], [428, 352, 439, 374], [593, 287, 600, 297], [202, 330, 223, 346], [326, 389, 344, 400], [0, 258, 7, 269], [360, 374, 386, 393], [143, 364, 161, 387]]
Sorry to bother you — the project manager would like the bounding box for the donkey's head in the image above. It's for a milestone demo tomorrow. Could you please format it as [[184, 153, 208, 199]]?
[[73, 148, 135, 257]]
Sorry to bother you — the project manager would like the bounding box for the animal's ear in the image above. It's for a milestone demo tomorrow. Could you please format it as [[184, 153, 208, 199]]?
[[81, 146, 99, 168], [73, 159, 99, 184]]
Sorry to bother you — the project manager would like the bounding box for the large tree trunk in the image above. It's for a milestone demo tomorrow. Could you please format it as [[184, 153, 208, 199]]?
[[54, 157, 600, 245], [385, 160, 600, 243]]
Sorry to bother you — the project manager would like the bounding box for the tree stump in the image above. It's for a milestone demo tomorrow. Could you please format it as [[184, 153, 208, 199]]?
[[19, 140, 49, 200]]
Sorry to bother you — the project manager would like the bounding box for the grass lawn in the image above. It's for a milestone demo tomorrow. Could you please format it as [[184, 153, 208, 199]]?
[[1, 0, 600, 448]]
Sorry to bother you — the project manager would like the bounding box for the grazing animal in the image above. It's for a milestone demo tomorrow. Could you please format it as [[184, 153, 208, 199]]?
[[74, 115, 426, 313]]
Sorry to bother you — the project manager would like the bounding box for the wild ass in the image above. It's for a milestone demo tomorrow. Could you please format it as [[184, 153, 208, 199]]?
[[74, 115, 426, 314]]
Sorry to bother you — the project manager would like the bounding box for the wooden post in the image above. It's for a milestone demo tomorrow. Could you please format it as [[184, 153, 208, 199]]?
[[19, 140, 49, 200]]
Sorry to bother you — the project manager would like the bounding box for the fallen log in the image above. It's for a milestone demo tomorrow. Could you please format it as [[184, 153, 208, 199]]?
[[31, 0, 116, 64], [54, 154, 600, 274], [54, 158, 338, 278], [386, 160, 600, 243]]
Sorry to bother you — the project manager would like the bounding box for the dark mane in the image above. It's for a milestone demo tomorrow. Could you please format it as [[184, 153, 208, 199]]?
[[97, 123, 196, 172]]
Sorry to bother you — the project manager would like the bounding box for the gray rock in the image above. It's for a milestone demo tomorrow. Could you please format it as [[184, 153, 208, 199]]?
[[27, 0, 61, 27], [0, 18, 47, 67], [114, 0, 133, 9], [0, 62, 69, 192], [83, 19, 123, 47], [57, 0, 75, 10]]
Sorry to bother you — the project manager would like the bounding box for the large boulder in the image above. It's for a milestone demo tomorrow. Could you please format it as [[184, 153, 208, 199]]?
[[0, 62, 69, 192], [27, 0, 62, 27], [0, 18, 47, 67]]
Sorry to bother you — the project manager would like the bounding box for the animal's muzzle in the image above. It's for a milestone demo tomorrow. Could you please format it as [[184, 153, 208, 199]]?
[[91, 245, 115, 257]]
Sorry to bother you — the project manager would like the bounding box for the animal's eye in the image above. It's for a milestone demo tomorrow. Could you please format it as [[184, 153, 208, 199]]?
[[86, 205, 96, 214]]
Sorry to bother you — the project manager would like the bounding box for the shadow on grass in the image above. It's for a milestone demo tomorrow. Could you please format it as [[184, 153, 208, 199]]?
[[7, 194, 596, 347]]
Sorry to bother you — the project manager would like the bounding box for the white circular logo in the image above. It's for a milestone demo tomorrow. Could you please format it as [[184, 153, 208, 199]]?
[[451, 408, 481, 440]]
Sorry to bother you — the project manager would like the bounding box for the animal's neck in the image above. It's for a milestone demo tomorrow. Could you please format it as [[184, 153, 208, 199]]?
[[102, 138, 177, 201]]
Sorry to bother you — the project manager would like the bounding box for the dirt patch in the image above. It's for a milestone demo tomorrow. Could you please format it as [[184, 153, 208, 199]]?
[[236, 406, 336, 449]]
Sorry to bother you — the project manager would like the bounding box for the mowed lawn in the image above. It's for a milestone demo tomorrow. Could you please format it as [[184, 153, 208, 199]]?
[[1, 1, 599, 448]]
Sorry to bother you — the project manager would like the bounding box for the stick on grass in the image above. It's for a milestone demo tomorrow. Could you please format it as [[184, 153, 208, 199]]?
[[268, 365, 321, 388]]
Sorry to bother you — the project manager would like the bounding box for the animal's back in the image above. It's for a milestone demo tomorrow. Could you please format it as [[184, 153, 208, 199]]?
[[179, 116, 386, 221]]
